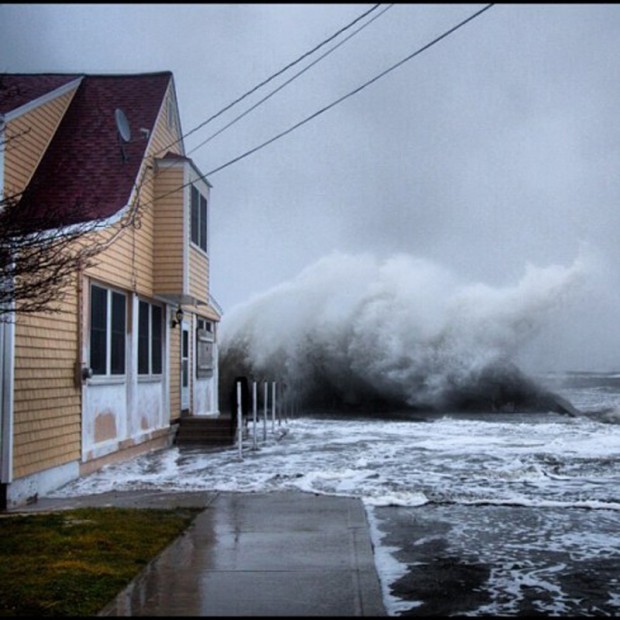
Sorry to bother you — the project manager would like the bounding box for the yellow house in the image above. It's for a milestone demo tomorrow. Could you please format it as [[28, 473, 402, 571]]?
[[0, 72, 222, 509]]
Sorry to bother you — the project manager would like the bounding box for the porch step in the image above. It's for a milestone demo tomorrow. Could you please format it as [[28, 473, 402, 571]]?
[[174, 414, 239, 446]]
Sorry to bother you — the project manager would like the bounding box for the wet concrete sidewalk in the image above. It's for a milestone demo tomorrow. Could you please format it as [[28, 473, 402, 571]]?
[[14, 490, 386, 617]]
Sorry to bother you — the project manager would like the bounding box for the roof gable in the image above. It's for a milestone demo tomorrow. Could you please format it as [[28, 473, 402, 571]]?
[[15, 72, 174, 226]]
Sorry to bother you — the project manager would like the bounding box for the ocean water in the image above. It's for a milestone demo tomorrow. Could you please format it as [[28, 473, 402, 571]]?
[[204, 250, 620, 615], [51, 372, 620, 616]]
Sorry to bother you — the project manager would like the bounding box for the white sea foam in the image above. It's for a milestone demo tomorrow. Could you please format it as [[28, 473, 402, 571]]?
[[220, 250, 590, 410], [52, 414, 620, 510], [50, 398, 620, 616]]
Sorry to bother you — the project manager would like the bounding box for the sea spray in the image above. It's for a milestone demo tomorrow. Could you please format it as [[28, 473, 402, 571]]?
[[219, 251, 590, 412]]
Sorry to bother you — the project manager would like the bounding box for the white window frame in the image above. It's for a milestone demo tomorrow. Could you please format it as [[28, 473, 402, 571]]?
[[137, 299, 163, 378], [89, 283, 126, 378], [190, 184, 208, 254]]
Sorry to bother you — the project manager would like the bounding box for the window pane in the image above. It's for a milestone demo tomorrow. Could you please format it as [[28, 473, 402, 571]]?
[[181, 329, 189, 387], [90, 285, 107, 374], [191, 185, 199, 245], [151, 305, 162, 374], [182, 330, 189, 357], [110, 292, 126, 375], [182, 360, 189, 388], [200, 195, 207, 251], [138, 300, 149, 375]]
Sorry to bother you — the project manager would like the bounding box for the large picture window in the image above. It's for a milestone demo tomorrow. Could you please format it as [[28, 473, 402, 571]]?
[[90, 284, 126, 376], [138, 300, 163, 376], [190, 184, 208, 252]]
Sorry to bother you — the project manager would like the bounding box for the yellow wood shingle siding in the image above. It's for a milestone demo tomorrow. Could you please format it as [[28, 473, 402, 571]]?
[[3, 88, 78, 197], [154, 164, 185, 296], [189, 245, 209, 303], [85, 179, 156, 295], [10, 89, 83, 478], [12, 279, 81, 479]]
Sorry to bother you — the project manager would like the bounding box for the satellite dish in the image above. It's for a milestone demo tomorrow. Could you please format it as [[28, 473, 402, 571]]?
[[115, 108, 131, 143]]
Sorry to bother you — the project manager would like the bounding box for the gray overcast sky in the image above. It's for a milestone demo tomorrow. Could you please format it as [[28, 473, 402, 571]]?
[[2, 3, 620, 371]]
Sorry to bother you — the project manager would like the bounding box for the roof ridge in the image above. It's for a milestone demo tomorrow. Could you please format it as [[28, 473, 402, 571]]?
[[1, 72, 84, 77], [84, 71, 173, 78], [2, 71, 172, 79]]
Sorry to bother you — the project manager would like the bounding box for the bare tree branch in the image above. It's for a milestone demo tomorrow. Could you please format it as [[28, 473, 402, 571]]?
[[0, 182, 144, 320]]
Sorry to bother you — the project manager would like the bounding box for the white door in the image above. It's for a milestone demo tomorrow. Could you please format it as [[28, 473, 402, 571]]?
[[181, 322, 190, 411]]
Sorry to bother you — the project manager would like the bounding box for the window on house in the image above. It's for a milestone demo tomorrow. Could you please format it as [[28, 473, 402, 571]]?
[[190, 184, 208, 252], [197, 318, 213, 333], [90, 284, 126, 376], [196, 318, 214, 378], [138, 300, 163, 376], [182, 328, 189, 390]]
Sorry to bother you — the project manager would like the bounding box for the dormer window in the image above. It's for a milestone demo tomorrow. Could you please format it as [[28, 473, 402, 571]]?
[[190, 184, 208, 253]]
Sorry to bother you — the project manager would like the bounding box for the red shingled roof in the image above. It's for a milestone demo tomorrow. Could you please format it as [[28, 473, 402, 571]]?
[[0, 74, 81, 115], [14, 72, 174, 227]]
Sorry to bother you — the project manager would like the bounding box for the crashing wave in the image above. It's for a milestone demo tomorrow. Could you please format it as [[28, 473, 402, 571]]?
[[219, 251, 589, 415]]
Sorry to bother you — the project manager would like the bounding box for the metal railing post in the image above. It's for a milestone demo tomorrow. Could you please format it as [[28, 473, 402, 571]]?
[[271, 381, 276, 432], [236, 380, 243, 460], [263, 381, 268, 441], [252, 380, 258, 450]]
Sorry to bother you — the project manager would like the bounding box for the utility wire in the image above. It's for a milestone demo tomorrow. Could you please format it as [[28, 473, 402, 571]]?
[[155, 3, 383, 157], [204, 3, 494, 177], [148, 3, 494, 206], [187, 4, 394, 157]]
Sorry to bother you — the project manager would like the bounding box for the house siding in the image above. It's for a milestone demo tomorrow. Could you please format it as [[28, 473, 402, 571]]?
[[3, 89, 78, 196], [85, 187, 155, 294], [189, 245, 209, 302], [153, 164, 185, 296], [12, 281, 80, 479], [2, 93, 75, 476]]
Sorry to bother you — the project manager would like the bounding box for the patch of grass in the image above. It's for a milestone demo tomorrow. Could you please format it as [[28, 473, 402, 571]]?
[[0, 506, 201, 616]]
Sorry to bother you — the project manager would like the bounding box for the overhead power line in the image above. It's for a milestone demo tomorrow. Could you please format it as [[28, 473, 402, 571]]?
[[147, 3, 494, 209], [187, 3, 395, 157], [204, 3, 495, 177], [156, 3, 383, 157]]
